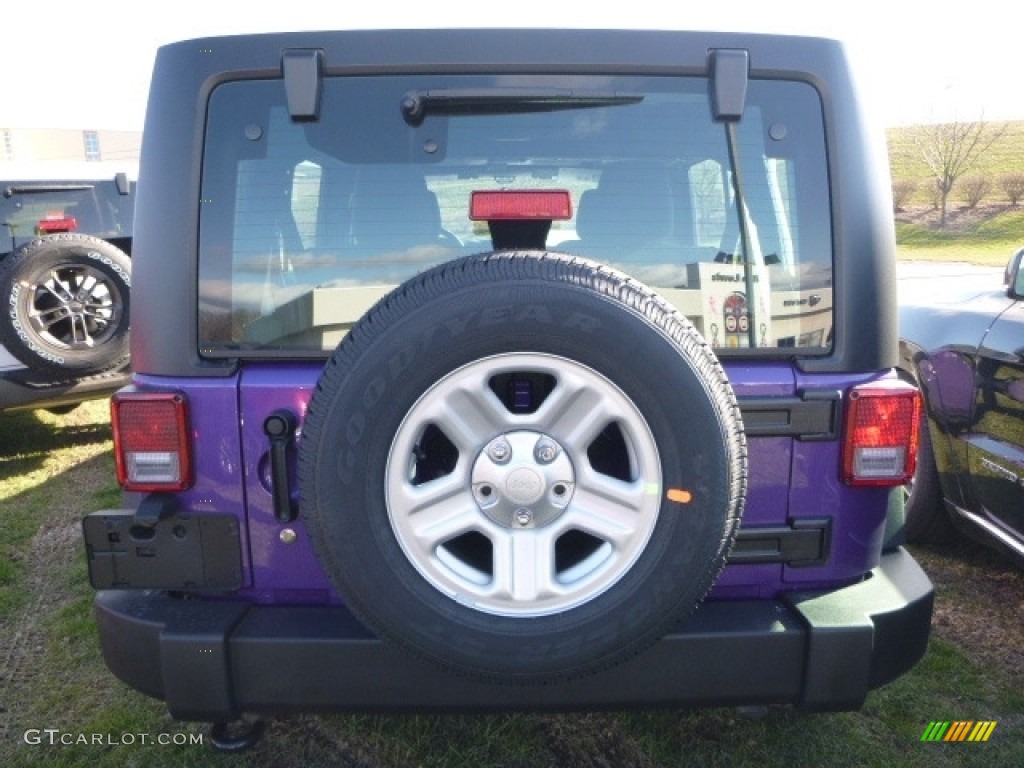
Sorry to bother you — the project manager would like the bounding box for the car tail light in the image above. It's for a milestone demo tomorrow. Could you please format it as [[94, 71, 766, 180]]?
[[470, 190, 573, 220], [111, 391, 192, 491], [841, 381, 921, 486], [36, 216, 78, 234]]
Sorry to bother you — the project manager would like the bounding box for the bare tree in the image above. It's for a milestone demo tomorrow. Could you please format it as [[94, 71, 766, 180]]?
[[912, 118, 1006, 226]]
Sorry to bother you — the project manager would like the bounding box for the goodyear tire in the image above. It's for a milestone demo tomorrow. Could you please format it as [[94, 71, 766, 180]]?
[[0, 234, 130, 377], [299, 252, 746, 682]]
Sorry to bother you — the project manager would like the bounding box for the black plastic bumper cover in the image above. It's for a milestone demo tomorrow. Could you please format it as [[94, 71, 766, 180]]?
[[0, 368, 128, 412], [93, 547, 933, 722]]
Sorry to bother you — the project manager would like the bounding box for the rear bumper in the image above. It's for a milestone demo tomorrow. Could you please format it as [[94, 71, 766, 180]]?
[[0, 367, 127, 411], [93, 547, 933, 722]]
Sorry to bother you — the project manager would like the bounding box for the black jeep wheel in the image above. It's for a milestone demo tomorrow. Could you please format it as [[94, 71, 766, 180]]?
[[0, 234, 131, 377], [904, 418, 956, 545], [299, 252, 746, 682]]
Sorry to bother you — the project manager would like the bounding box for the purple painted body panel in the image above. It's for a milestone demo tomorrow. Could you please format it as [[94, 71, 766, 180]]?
[[237, 365, 334, 603], [136, 360, 887, 604], [785, 371, 895, 588]]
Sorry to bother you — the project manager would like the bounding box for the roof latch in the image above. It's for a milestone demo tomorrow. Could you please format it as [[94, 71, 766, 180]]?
[[282, 49, 323, 121]]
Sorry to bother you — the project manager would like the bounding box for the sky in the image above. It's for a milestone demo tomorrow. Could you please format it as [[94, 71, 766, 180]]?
[[1, 0, 1020, 131]]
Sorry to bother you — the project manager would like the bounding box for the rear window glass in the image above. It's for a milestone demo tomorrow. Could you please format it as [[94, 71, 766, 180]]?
[[198, 74, 831, 356]]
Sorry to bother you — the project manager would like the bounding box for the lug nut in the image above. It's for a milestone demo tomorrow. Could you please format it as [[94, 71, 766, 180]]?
[[487, 438, 512, 463], [534, 437, 560, 464]]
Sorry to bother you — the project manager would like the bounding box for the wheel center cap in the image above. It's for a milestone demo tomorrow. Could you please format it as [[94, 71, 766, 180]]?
[[505, 467, 545, 505], [471, 431, 575, 529]]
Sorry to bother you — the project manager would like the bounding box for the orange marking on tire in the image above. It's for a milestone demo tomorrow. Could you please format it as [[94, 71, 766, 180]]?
[[667, 489, 692, 504]]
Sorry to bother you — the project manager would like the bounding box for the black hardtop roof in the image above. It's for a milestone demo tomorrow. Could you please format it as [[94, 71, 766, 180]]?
[[159, 27, 845, 75]]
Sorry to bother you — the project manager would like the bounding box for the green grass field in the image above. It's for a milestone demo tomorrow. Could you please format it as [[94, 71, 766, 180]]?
[[896, 209, 1024, 265]]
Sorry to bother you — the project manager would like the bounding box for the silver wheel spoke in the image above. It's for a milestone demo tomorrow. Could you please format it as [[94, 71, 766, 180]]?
[[430, 382, 514, 453], [393, 474, 477, 543], [77, 274, 100, 299], [28, 305, 67, 331], [70, 316, 91, 345], [41, 272, 74, 303], [491, 529, 559, 603], [82, 299, 111, 314], [560, 482, 649, 548], [536, 374, 616, 451]]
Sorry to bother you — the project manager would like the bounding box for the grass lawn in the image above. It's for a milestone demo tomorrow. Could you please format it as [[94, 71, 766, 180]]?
[[895, 207, 1023, 266]]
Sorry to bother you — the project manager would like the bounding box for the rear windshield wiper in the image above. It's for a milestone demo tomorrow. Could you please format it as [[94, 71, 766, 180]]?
[[401, 88, 644, 125], [3, 183, 94, 198]]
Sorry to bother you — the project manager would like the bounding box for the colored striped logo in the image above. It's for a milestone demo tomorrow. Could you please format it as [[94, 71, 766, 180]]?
[[921, 721, 997, 742]]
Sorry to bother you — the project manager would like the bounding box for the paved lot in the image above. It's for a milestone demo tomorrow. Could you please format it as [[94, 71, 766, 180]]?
[[897, 261, 1004, 306], [0, 345, 22, 373]]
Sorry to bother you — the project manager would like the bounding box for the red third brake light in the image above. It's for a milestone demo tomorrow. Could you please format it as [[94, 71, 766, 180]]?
[[842, 381, 921, 487], [36, 216, 78, 234], [111, 391, 193, 491], [470, 190, 573, 221]]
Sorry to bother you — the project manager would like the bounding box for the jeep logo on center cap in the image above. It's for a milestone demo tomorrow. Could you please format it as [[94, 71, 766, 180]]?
[[505, 467, 545, 505]]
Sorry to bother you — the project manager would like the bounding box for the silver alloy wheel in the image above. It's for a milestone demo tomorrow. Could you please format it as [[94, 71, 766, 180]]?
[[27, 262, 123, 350], [385, 352, 662, 617]]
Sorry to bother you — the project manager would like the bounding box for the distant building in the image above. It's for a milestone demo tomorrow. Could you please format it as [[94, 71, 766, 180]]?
[[0, 127, 141, 164]]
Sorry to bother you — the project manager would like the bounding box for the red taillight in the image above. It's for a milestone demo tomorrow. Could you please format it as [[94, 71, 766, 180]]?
[[470, 190, 573, 221], [842, 381, 921, 486], [36, 216, 78, 234], [111, 392, 192, 491]]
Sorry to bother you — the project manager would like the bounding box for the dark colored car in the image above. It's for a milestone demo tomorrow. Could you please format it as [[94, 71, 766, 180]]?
[[901, 248, 1024, 564], [81, 28, 932, 739], [0, 163, 133, 412]]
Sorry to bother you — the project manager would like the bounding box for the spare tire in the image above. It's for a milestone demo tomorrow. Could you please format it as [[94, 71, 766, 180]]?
[[299, 252, 746, 682], [0, 234, 130, 377]]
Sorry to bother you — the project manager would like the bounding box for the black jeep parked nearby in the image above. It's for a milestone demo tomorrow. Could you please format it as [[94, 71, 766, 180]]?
[[901, 248, 1024, 566]]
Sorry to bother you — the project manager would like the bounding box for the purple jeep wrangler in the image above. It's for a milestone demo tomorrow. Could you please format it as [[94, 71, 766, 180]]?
[[83, 28, 932, 733]]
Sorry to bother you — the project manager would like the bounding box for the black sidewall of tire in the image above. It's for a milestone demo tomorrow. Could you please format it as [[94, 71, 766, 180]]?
[[904, 417, 955, 544], [0, 234, 131, 376], [300, 254, 743, 680]]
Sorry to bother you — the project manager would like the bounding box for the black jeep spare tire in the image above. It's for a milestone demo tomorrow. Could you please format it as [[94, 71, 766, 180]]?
[[0, 233, 131, 377], [299, 252, 746, 682]]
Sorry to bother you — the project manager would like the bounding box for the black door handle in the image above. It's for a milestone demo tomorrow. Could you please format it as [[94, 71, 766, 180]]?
[[263, 409, 298, 522]]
